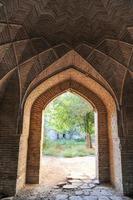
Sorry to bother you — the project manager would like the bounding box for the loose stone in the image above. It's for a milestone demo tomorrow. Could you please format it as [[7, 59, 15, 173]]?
[[98, 196, 110, 200], [75, 190, 83, 195], [80, 184, 91, 189], [83, 196, 98, 200], [63, 185, 78, 189], [83, 189, 90, 196], [55, 194, 68, 200], [69, 196, 83, 200], [57, 182, 67, 187]]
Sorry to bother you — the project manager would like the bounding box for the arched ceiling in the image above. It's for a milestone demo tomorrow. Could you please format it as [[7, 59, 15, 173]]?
[[0, 0, 133, 106], [1, 0, 133, 46]]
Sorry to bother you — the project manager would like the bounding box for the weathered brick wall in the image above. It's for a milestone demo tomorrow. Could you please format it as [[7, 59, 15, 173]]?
[[0, 66, 126, 197], [17, 68, 123, 195], [121, 72, 133, 196], [26, 80, 110, 185], [1, 1, 133, 197], [108, 108, 123, 193], [0, 70, 20, 196]]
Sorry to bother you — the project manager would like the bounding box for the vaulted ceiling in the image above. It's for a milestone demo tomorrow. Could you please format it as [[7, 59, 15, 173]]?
[[0, 0, 133, 106]]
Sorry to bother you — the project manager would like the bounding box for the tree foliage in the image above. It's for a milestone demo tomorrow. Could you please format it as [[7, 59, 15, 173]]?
[[44, 92, 95, 137]]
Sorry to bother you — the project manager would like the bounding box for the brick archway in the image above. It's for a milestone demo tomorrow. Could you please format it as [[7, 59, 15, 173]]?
[[17, 68, 122, 194], [26, 80, 109, 184]]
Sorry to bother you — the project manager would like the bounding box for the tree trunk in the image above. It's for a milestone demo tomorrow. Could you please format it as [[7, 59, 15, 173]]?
[[63, 133, 66, 139], [86, 133, 92, 148], [57, 133, 59, 140]]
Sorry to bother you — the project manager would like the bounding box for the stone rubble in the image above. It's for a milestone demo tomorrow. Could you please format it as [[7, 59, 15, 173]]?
[[5, 176, 132, 200]]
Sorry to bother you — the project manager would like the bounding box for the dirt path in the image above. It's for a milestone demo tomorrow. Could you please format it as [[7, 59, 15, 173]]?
[[41, 156, 96, 187], [14, 156, 132, 200]]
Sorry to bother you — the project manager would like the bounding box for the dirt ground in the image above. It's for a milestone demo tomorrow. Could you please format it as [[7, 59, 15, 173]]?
[[14, 156, 132, 200], [40, 156, 96, 187]]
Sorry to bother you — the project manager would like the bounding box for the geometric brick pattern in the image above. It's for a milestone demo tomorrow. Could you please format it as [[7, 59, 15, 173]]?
[[16, 68, 123, 197], [0, 0, 133, 197]]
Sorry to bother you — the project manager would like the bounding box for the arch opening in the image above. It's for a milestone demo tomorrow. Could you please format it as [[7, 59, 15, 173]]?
[[41, 91, 97, 186], [17, 68, 123, 194]]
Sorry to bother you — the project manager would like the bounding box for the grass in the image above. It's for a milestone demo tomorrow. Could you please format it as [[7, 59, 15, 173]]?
[[43, 139, 95, 157]]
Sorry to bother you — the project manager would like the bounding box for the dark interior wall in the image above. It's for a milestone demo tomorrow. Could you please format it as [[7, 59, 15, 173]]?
[[121, 72, 133, 196], [0, 70, 20, 196]]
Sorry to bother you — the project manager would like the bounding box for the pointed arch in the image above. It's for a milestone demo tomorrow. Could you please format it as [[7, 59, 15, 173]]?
[[17, 68, 123, 194]]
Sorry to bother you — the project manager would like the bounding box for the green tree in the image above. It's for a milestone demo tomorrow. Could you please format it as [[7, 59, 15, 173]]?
[[44, 92, 95, 148], [84, 112, 94, 148]]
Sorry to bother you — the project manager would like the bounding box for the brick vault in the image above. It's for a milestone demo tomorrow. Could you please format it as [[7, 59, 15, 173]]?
[[0, 0, 133, 197]]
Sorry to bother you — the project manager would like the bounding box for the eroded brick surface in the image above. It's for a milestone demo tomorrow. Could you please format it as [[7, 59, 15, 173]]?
[[0, 1, 133, 197]]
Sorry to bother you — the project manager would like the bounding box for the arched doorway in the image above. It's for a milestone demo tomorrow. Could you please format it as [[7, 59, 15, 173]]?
[[17, 68, 122, 194], [41, 91, 97, 186], [26, 80, 109, 184]]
